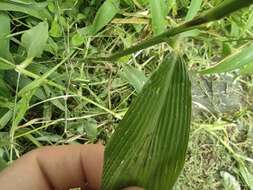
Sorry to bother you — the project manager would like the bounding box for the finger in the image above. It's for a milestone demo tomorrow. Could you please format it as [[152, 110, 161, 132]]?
[[0, 144, 104, 190]]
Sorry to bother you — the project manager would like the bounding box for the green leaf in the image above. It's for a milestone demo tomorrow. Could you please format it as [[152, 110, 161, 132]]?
[[120, 64, 148, 93], [238, 164, 253, 189], [185, 0, 203, 21], [21, 22, 49, 59], [149, 0, 167, 35], [0, 59, 14, 70], [13, 89, 36, 127], [0, 1, 52, 21], [240, 62, 253, 75], [0, 13, 12, 61], [0, 78, 10, 98], [0, 110, 12, 130], [49, 18, 62, 38], [91, 0, 119, 35], [84, 119, 98, 140], [121, 65, 148, 93], [200, 43, 253, 74], [71, 32, 85, 46], [102, 54, 192, 190]]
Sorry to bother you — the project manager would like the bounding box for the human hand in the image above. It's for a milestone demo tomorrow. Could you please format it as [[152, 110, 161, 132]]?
[[0, 144, 142, 190]]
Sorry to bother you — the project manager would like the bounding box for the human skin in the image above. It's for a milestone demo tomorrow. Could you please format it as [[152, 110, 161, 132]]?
[[0, 144, 142, 190]]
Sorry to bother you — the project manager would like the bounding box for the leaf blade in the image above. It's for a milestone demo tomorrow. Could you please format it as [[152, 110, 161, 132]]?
[[149, 0, 167, 35], [21, 22, 49, 59], [91, 0, 119, 35], [185, 0, 203, 21], [102, 55, 192, 190], [0, 1, 52, 21], [0, 13, 11, 60], [200, 43, 253, 74], [120, 64, 148, 93]]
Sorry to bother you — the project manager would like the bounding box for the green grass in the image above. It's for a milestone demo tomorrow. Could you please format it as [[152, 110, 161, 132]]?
[[0, 0, 253, 189]]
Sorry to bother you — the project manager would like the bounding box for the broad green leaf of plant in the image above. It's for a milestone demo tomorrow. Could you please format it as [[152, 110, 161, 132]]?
[[91, 0, 120, 35], [0, 1, 52, 21], [102, 55, 192, 190], [200, 43, 253, 74], [21, 22, 49, 59], [120, 64, 148, 93], [149, 0, 167, 35]]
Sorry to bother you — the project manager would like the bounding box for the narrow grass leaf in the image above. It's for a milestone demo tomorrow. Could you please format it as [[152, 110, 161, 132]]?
[[13, 89, 36, 127], [0, 78, 10, 98], [239, 164, 253, 189], [120, 64, 148, 93], [0, 1, 52, 20], [0, 110, 12, 130], [102, 54, 192, 190], [21, 22, 49, 59], [200, 43, 253, 74], [185, 0, 203, 21], [0, 12, 13, 70], [0, 13, 11, 60], [149, 0, 167, 35], [91, 0, 119, 35]]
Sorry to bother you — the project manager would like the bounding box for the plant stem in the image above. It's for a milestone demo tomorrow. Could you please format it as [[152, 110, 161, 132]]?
[[87, 0, 253, 62]]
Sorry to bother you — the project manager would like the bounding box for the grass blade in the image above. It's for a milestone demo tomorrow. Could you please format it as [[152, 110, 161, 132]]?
[[200, 43, 253, 74], [149, 0, 167, 35], [91, 0, 119, 35], [0, 1, 52, 21], [185, 0, 203, 21], [102, 54, 192, 190], [0, 12, 13, 70], [0, 13, 11, 60]]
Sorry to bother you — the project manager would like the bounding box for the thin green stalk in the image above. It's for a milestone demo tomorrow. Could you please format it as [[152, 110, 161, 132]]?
[[87, 0, 253, 62], [10, 72, 21, 162]]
